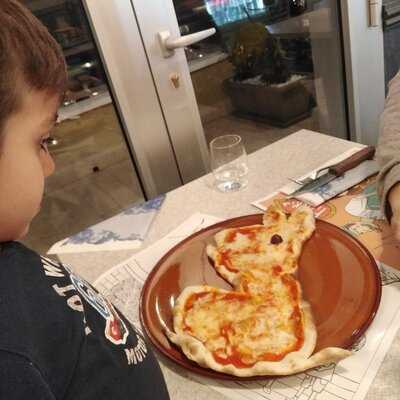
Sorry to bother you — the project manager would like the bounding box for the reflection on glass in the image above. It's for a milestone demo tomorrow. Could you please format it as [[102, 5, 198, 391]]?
[[27, 0, 108, 106], [174, 0, 347, 151], [289, 0, 307, 15], [205, 0, 266, 26], [21, 0, 144, 253]]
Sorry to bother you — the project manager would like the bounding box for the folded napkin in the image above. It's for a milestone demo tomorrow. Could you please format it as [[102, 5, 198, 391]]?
[[280, 158, 379, 207], [47, 195, 166, 255]]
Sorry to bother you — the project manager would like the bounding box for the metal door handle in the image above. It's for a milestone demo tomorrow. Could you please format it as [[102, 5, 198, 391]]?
[[158, 28, 216, 58], [368, 0, 380, 27]]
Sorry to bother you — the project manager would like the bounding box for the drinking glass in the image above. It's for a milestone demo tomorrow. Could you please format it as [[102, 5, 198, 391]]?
[[210, 134, 249, 192]]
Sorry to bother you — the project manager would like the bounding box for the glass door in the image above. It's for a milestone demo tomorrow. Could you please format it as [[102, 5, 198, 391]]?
[[383, 0, 400, 91], [132, 0, 349, 175], [21, 0, 183, 253]]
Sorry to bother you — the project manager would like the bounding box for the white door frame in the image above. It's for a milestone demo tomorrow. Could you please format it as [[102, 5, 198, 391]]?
[[82, 0, 183, 198], [131, 0, 210, 184], [340, 0, 385, 145]]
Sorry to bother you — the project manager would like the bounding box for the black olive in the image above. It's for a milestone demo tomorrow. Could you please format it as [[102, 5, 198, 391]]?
[[270, 234, 283, 244]]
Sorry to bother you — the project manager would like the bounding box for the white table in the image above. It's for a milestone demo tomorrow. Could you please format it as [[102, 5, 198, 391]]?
[[58, 130, 399, 400]]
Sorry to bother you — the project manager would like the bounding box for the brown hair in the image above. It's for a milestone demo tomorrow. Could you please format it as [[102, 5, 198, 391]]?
[[0, 0, 67, 133]]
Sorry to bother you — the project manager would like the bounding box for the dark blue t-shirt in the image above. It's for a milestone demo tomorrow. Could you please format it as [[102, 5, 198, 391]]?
[[0, 242, 169, 399]]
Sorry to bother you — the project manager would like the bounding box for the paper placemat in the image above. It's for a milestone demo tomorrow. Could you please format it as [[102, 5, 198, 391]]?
[[287, 160, 379, 207], [278, 147, 363, 196], [47, 195, 165, 254], [88, 210, 400, 400], [92, 213, 222, 323], [274, 147, 379, 207]]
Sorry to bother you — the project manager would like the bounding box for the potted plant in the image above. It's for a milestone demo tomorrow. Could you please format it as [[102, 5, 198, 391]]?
[[225, 22, 312, 127]]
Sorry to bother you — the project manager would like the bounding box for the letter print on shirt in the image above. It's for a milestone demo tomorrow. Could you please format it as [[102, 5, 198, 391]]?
[[40, 257, 149, 366], [41, 257, 129, 345], [67, 266, 130, 346]]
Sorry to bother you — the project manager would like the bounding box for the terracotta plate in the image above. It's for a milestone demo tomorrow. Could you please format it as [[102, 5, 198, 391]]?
[[140, 214, 381, 380]]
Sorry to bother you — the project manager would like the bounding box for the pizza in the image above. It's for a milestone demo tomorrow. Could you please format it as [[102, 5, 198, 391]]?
[[166, 203, 352, 377], [206, 204, 315, 284]]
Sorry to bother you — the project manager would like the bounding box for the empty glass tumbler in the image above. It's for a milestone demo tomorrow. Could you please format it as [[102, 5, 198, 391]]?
[[210, 134, 249, 192]]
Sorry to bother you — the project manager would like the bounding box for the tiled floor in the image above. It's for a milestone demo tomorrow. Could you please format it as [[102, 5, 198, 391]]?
[[21, 104, 313, 254]]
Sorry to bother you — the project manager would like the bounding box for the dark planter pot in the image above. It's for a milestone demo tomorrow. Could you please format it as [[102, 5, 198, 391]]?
[[290, 0, 307, 16], [225, 77, 312, 128]]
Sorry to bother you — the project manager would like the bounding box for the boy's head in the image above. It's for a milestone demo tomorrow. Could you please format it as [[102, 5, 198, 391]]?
[[0, 0, 67, 242]]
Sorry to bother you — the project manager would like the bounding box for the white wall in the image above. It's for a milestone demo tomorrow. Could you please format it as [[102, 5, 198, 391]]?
[[341, 0, 385, 145]]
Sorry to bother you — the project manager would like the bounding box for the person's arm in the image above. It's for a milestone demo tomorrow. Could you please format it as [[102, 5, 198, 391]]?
[[388, 184, 400, 241], [0, 351, 56, 399], [377, 71, 400, 236]]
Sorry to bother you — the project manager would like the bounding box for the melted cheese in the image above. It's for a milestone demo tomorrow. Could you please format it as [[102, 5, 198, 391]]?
[[210, 205, 314, 279], [173, 203, 317, 372], [182, 274, 304, 367]]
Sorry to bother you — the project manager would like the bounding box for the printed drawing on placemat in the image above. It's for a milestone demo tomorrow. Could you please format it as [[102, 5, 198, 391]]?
[[256, 362, 359, 400], [257, 176, 400, 271], [216, 334, 367, 400]]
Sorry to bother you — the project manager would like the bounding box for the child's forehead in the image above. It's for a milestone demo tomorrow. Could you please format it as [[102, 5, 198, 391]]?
[[6, 89, 61, 134], [24, 90, 60, 117], [40, 111, 58, 129]]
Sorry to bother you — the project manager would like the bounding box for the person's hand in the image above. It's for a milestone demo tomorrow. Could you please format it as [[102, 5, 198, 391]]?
[[388, 183, 400, 241]]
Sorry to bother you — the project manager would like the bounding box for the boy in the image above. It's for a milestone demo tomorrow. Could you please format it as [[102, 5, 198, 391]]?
[[0, 2, 170, 398]]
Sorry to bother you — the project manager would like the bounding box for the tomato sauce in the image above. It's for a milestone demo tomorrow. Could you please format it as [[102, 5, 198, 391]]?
[[270, 211, 280, 221], [225, 226, 264, 243], [212, 336, 304, 368], [183, 272, 305, 370], [222, 292, 249, 302], [213, 347, 254, 368], [272, 265, 283, 276], [184, 291, 211, 312], [281, 274, 299, 300], [218, 250, 237, 272]]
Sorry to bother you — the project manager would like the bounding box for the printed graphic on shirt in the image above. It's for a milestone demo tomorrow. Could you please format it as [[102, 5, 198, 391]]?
[[68, 271, 129, 345], [125, 331, 148, 366], [40, 257, 147, 365]]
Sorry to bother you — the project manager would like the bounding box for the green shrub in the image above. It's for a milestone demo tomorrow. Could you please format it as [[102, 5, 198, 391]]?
[[230, 22, 290, 85]]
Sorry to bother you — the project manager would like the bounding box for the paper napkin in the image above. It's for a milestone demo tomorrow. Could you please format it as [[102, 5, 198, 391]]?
[[280, 160, 379, 207], [47, 195, 166, 255]]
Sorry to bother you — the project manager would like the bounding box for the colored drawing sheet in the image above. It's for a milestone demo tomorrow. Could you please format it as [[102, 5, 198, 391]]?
[[253, 176, 400, 271]]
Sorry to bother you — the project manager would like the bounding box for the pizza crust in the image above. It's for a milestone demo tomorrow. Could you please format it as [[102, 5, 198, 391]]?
[[167, 286, 351, 377], [206, 244, 237, 284], [168, 204, 352, 377]]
